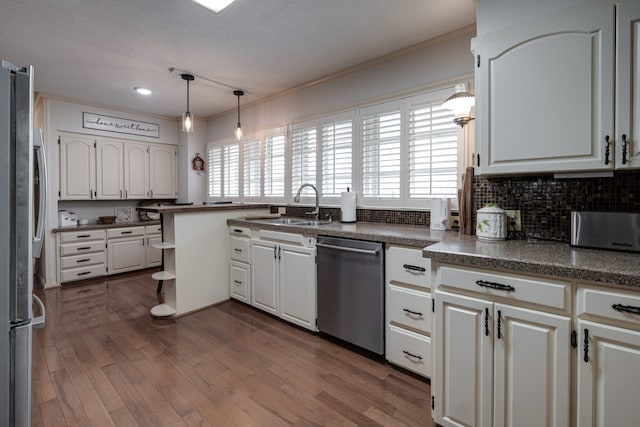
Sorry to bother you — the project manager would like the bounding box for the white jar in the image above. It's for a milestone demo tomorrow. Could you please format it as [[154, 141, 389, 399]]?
[[476, 205, 507, 241]]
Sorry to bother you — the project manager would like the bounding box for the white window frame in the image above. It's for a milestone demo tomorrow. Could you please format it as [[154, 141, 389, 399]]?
[[319, 110, 356, 206]]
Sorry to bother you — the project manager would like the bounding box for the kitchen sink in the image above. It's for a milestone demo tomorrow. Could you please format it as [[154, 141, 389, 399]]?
[[251, 217, 332, 226]]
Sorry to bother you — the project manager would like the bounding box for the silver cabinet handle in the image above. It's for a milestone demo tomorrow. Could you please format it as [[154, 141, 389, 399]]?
[[316, 242, 379, 256], [32, 128, 46, 258]]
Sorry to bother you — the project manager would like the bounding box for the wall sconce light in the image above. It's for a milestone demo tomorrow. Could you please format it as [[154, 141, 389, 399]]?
[[181, 73, 195, 133], [443, 83, 475, 127], [234, 89, 244, 140]]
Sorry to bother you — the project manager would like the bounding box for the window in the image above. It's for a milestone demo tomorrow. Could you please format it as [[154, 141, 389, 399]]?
[[263, 132, 285, 198], [243, 138, 261, 197], [321, 115, 353, 198], [408, 93, 458, 199], [361, 102, 402, 200], [290, 124, 317, 195], [207, 146, 222, 198], [223, 143, 239, 197]]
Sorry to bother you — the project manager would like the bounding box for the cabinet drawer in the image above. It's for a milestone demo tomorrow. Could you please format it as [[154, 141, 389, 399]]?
[[577, 285, 640, 328], [107, 226, 145, 239], [230, 236, 250, 263], [386, 245, 431, 289], [60, 264, 106, 282], [145, 224, 162, 235], [229, 226, 251, 237], [60, 240, 105, 256], [386, 324, 431, 377], [230, 261, 250, 303], [59, 229, 105, 242], [60, 252, 106, 269], [439, 265, 570, 312], [387, 284, 431, 333]]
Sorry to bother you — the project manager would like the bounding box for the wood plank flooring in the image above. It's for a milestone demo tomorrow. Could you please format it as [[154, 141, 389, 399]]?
[[32, 271, 434, 426]]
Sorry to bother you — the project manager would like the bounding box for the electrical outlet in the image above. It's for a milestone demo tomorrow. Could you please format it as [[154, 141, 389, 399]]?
[[505, 209, 521, 231], [278, 207, 286, 214]]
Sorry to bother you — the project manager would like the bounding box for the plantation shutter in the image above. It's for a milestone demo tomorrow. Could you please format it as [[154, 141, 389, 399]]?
[[223, 143, 239, 197], [207, 145, 222, 197], [264, 132, 285, 197], [243, 138, 261, 197], [291, 125, 317, 195], [321, 119, 353, 198], [361, 102, 402, 199]]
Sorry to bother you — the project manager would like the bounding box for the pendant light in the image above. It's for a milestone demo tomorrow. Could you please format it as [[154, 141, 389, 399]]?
[[181, 73, 195, 133], [234, 90, 244, 140], [443, 83, 475, 127]]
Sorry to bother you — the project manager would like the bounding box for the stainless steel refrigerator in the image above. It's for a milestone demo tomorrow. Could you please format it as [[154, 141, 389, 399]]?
[[1, 60, 47, 427]]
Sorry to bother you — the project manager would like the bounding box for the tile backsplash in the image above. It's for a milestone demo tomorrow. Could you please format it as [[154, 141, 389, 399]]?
[[473, 170, 640, 242], [271, 170, 639, 243]]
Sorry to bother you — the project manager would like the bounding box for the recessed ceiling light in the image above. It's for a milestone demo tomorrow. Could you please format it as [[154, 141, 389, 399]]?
[[134, 87, 152, 96], [192, 0, 235, 14]]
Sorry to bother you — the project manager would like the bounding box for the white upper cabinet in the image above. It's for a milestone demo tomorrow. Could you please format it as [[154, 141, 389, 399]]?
[[95, 138, 124, 199], [474, 0, 616, 174], [615, 0, 640, 169], [59, 134, 96, 200], [59, 132, 176, 200], [124, 142, 150, 199], [149, 144, 177, 199]]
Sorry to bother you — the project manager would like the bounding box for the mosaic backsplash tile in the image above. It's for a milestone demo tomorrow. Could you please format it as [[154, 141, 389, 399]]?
[[473, 170, 640, 242], [271, 170, 640, 243]]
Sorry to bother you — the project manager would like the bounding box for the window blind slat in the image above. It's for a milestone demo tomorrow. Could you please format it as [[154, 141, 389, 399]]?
[[321, 120, 352, 197], [264, 134, 285, 197]]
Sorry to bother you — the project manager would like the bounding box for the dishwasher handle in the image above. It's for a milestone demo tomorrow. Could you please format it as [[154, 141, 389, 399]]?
[[316, 242, 379, 256]]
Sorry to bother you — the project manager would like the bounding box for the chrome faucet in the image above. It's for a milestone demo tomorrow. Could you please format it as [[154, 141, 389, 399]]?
[[294, 183, 319, 220]]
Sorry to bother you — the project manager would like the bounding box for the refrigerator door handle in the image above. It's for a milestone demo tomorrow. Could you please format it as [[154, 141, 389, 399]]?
[[32, 294, 45, 329], [32, 128, 46, 258]]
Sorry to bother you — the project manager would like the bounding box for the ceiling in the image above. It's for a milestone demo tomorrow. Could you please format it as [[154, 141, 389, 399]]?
[[0, 0, 476, 120]]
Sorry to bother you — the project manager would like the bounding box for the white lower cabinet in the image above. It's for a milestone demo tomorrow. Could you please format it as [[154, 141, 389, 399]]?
[[57, 229, 106, 283], [106, 226, 145, 274], [433, 264, 571, 427], [229, 227, 252, 303], [251, 232, 316, 331], [229, 261, 250, 303], [576, 284, 640, 427], [145, 224, 163, 267], [385, 245, 432, 378]]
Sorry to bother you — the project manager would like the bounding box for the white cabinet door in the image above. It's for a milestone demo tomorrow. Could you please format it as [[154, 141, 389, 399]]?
[[149, 145, 176, 199], [475, 0, 614, 174], [59, 134, 95, 200], [615, 0, 640, 169], [434, 291, 493, 427], [107, 237, 145, 274], [95, 139, 123, 199], [576, 320, 640, 427], [279, 243, 316, 330], [146, 235, 162, 267], [124, 142, 149, 199], [230, 261, 250, 303], [251, 239, 278, 315], [493, 304, 570, 427]]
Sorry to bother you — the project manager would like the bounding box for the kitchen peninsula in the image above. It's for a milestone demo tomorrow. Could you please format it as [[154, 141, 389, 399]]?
[[137, 203, 269, 316]]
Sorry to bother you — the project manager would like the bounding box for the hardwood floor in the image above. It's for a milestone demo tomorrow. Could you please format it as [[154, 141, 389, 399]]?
[[32, 271, 434, 426]]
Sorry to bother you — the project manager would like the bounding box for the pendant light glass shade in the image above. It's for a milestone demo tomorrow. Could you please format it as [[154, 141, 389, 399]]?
[[234, 90, 244, 140], [181, 74, 195, 133], [443, 83, 475, 127]]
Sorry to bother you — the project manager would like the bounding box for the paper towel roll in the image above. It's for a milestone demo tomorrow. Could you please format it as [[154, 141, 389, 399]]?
[[340, 191, 357, 223]]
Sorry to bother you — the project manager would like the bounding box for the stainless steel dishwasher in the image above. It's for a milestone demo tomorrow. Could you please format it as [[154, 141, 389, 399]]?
[[316, 236, 384, 355]]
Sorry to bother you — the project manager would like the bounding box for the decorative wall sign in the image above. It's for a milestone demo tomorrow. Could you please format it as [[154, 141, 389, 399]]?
[[115, 207, 133, 223], [83, 112, 160, 138]]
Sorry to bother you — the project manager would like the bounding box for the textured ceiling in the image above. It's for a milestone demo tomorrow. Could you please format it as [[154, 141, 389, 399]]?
[[0, 0, 476, 119]]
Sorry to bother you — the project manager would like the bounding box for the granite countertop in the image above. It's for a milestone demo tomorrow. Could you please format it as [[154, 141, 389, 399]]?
[[137, 202, 270, 214], [230, 216, 639, 289], [52, 220, 160, 233], [424, 234, 640, 289], [228, 217, 447, 248]]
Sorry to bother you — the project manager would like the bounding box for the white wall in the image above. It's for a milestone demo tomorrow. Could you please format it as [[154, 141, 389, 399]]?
[[177, 117, 208, 205], [40, 98, 179, 287], [207, 29, 476, 140]]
